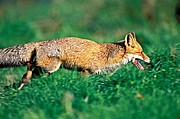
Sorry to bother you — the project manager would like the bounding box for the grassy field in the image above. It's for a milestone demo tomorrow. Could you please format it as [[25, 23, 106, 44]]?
[[0, 0, 179, 119]]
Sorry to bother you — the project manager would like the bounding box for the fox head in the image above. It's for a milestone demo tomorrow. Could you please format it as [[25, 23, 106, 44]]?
[[124, 32, 150, 70]]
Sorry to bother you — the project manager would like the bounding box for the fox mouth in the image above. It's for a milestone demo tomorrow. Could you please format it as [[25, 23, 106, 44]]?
[[132, 58, 146, 70]]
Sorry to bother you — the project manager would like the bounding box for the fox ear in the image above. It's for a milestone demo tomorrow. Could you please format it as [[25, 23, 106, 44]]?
[[125, 32, 136, 47], [130, 32, 136, 39]]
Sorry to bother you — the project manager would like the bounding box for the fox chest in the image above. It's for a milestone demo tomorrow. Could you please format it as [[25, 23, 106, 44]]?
[[93, 63, 121, 75], [93, 58, 129, 75]]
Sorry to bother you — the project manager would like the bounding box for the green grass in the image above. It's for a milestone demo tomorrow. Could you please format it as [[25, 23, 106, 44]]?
[[0, 0, 179, 119]]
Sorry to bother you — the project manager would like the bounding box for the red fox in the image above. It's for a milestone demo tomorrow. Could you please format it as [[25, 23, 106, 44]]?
[[0, 32, 150, 89]]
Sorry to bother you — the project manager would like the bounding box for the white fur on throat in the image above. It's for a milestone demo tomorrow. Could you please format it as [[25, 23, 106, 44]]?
[[93, 53, 144, 75], [94, 57, 129, 75]]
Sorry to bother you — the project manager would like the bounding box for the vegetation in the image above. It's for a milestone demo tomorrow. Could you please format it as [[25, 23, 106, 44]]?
[[0, 0, 179, 119]]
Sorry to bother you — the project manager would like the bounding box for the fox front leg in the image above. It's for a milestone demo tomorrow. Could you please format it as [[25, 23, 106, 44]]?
[[18, 62, 33, 90]]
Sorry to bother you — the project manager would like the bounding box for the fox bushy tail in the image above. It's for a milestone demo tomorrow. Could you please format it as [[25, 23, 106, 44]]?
[[0, 43, 37, 68]]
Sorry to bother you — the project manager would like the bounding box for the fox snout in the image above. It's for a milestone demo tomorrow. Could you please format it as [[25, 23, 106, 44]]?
[[141, 52, 150, 63], [130, 52, 150, 70]]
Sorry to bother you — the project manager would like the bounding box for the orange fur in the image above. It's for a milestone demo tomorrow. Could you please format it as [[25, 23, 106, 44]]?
[[0, 32, 150, 89]]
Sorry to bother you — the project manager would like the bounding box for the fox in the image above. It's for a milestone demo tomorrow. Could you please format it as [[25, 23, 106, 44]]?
[[0, 32, 150, 90]]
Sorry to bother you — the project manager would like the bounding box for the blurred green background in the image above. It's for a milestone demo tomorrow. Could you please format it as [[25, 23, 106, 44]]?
[[0, 0, 179, 119], [0, 0, 179, 47]]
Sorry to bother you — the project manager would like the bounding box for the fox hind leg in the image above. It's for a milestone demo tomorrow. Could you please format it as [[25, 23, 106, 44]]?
[[31, 67, 51, 78], [32, 59, 62, 80], [18, 59, 62, 90], [43, 60, 62, 74], [18, 62, 33, 90]]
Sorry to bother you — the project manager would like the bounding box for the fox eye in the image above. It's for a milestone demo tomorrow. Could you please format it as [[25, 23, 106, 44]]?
[[57, 49, 60, 52]]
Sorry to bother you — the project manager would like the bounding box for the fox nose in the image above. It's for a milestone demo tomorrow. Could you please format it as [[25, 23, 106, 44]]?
[[145, 58, 150, 63], [141, 52, 150, 63]]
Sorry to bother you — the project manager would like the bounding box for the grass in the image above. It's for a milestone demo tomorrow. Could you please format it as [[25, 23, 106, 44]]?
[[0, 0, 179, 119]]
